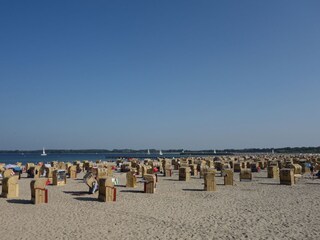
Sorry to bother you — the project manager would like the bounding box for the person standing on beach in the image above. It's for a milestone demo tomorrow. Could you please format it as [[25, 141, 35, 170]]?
[[310, 164, 314, 179]]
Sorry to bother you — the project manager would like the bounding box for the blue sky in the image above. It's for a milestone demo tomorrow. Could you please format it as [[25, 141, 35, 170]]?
[[0, 1, 319, 150]]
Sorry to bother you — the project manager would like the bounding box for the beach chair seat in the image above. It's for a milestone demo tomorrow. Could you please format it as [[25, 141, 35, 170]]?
[[126, 171, 137, 188], [204, 170, 216, 191], [143, 174, 156, 193], [98, 177, 116, 202], [240, 169, 252, 181], [280, 169, 294, 185], [1, 175, 19, 198], [30, 179, 48, 204]]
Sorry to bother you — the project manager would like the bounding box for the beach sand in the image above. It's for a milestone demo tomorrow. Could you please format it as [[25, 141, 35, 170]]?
[[0, 170, 319, 240]]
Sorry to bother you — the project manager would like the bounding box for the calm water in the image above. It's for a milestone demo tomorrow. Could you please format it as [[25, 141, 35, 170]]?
[[0, 153, 181, 165]]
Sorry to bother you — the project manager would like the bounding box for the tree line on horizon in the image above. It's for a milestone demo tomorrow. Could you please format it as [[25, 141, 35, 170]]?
[[0, 147, 320, 154]]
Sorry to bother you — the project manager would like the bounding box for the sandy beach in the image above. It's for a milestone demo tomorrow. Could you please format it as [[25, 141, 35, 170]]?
[[0, 168, 319, 240], [1, 1, 319, 239]]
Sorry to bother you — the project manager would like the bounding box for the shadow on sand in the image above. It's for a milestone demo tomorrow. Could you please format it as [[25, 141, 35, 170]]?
[[63, 191, 89, 196], [120, 189, 144, 193], [304, 182, 320, 185], [7, 199, 32, 204], [162, 179, 179, 182], [182, 189, 204, 192], [73, 197, 98, 202], [258, 182, 279, 186]]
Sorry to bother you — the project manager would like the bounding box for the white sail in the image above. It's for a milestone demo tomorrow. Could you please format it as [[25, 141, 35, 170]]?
[[147, 149, 150, 155], [214, 149, 216, 154], [159, 150, 163, 156], [41, 147, 47, 156]]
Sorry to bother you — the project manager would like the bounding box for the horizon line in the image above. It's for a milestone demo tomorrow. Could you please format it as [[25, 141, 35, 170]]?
[[1, 145, 320, 152]]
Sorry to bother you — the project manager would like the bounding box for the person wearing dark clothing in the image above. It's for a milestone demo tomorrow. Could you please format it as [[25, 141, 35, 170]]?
[[310, 165, 314, 176]]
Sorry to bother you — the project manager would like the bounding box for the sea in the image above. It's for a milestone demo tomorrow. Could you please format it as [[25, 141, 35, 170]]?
[[0, 153, 182, 165]]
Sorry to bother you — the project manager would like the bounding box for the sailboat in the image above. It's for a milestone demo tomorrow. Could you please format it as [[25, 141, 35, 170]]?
[[41, 147, 47, 156], [159, 150, 163, 156], [147, 149, 150, 155], [213, 149, 217, 154]]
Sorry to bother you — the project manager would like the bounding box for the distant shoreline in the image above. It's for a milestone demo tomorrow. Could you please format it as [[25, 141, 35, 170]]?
[[0, 146, 320, 154]]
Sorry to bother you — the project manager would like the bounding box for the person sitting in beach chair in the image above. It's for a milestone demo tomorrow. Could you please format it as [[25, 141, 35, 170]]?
[[91, 180, 98, 194], [112, 177, 119, 185], [83, 172, 99, 194], [27, 168, 35, 178]]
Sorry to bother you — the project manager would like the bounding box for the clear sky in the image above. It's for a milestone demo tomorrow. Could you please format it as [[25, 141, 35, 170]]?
[[0, 1, 319, 150]]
